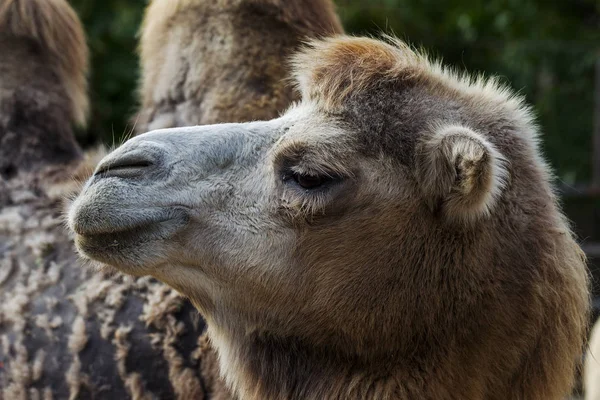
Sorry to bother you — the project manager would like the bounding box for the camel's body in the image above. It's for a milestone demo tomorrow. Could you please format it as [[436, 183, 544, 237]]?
[[1, 0, 341, 398], [70, 35, 590, 400]]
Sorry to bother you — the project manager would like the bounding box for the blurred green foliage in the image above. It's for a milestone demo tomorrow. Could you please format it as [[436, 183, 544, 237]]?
[[71, 0, 599, 183], [70, 0, 145, 147]]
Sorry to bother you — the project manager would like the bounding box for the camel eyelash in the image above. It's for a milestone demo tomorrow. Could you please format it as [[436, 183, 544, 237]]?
[[281, 167, 342, 191], [279, 187, 334, 219]]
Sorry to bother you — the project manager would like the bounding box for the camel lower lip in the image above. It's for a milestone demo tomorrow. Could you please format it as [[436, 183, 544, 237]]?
[[70, 206, 190, 236], [76, 216, 179, 237], [74, 214, 189, 259]]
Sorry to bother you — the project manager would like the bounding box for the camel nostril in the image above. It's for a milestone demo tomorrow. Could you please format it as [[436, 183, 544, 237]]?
[[94, 153, 157, 179]]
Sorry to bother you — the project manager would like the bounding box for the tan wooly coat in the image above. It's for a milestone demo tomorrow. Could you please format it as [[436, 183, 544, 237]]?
[[0, 0, 342, 398], [70, 36, 590, 400], [135, 0, 343, 133]]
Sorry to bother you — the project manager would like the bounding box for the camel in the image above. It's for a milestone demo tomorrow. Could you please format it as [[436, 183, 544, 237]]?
[[1, 0, 341, 398], [69, 35, 590, 399]]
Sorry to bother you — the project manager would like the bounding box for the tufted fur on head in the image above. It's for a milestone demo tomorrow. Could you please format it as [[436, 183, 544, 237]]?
[[292, 36, 528, 119], [136, 0, 343, 132], [293, 36, 540, 224]]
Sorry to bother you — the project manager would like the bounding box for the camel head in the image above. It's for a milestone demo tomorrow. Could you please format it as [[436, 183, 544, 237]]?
[[69, 36, 588, 399]]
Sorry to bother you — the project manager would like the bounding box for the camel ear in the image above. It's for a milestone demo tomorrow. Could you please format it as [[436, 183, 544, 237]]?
[[416, 125, 508, 223]]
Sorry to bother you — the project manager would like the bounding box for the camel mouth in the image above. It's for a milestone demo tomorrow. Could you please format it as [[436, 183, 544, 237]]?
[[75, 213, 186, 237], [73, 211, 189, 263]]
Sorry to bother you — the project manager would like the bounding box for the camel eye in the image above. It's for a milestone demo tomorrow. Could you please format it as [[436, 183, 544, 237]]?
[[294, 173, 326, 189], [283, 171, 331, 190]]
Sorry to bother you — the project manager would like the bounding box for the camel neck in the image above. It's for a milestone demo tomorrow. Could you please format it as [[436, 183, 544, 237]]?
[[209, 328, 427, 400]]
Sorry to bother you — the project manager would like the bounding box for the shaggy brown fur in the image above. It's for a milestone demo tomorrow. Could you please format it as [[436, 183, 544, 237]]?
[[136, 0, 343, 132], [248, 37, 587, 399], [71, 35, 589, 399], [0, 174, 224, 398], [0, 0, 87, 176]]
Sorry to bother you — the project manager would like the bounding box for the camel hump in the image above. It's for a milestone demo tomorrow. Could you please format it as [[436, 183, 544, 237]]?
[[0, 0, 89, 126]]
